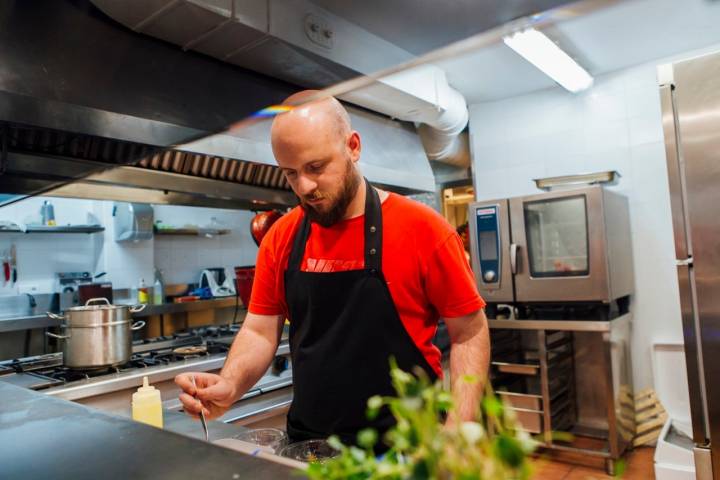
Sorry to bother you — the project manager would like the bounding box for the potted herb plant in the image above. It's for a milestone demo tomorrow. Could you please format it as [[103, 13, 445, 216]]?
[[303, 359, 537, 479]]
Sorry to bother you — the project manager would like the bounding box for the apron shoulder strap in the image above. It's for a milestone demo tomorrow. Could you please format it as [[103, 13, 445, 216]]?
[[288, 214, 311, 271], [363, 179, 382, 272]]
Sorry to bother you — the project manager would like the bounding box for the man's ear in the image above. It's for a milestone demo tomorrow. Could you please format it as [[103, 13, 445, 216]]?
[[347, 131, 361, 163]]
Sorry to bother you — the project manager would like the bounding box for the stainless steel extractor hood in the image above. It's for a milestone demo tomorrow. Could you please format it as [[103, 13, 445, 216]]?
[[87, 0, 591, 168], [90, 0, 474, 166], [0, 0, 436, 209]]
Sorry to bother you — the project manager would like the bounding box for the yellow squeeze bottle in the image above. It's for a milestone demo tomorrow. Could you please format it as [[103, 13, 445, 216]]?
[[132, 376, 163, 428]]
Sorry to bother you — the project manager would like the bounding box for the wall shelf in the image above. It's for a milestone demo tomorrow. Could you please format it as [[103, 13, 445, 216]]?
[[0, 225, 105, 234], [154, 227, 231, 237]]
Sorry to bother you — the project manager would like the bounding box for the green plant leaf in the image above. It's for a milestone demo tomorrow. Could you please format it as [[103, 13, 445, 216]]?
[[482, 395, 504, 418], [357, 428, 378, 449], [366, 395, 383, 420], [349, 446, 367, 462], [327, 435, 344, 451], [493, 434, 525, 468], [459, 421, 485, 444], [613, 458, 627, 478], [410, 459, 431, 480]]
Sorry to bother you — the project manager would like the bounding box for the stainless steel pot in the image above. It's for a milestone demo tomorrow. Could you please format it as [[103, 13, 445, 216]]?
[[46, 298, 146, 369]]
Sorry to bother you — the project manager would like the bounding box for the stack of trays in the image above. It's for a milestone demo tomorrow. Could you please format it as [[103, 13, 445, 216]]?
[[490, 330, 576, 435]]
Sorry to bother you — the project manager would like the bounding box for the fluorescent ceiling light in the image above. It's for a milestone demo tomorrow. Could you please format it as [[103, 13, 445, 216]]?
[[503, 28, 593, 93]]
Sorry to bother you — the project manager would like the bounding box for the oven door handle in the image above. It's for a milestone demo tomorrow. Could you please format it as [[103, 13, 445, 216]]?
[[510, 243, 519, 274]]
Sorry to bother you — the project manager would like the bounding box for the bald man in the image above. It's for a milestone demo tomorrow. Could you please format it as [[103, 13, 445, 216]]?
[[176, 92, 489, 451]]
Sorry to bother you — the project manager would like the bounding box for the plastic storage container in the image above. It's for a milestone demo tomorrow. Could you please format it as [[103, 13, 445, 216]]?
[[653, 343, 695, 480], [234, 266, 255, 307]]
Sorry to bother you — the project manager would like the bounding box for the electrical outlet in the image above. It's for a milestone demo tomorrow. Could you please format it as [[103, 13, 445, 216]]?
[[304, 13, 333, 49]]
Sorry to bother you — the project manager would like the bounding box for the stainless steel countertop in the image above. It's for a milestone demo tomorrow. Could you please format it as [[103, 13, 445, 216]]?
[[0, 382, 295, 479], [158, 409, 250, 442], [45, 342, 291, 401], [488, 313, 631, 332]]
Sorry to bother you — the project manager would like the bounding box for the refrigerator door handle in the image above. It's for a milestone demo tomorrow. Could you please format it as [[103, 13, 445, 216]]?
[[510, 243, 519, 275], [677, 257, 694, 267]]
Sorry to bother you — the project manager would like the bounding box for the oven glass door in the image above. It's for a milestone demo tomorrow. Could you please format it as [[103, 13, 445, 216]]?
[[509, 187, 610, 303], [524, 195, 589, 278]]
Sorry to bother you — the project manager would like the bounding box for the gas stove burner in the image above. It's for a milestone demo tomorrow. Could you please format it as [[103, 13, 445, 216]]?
[[173, 345, 208, 356], [71, 366, 114, 374], [40, 366, 115, 383], [3, 325, 239, 390]]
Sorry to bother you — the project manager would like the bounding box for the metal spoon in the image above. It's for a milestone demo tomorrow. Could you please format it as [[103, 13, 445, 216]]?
[[191, 375, 209, 441]]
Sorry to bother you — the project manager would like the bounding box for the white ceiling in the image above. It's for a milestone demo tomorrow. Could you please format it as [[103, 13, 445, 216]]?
[[437, 0, 720, 103]]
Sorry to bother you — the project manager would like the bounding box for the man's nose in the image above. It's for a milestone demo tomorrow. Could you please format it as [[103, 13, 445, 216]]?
[[295, 174, 318, 197]]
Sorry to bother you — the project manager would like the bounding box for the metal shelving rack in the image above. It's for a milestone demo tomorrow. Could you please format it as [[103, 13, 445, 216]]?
[[488, 313, 634, 475], [0, 225, 104, 234]]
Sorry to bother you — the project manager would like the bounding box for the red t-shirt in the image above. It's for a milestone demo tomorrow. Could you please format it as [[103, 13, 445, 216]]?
[[248, 192, 485, 376]]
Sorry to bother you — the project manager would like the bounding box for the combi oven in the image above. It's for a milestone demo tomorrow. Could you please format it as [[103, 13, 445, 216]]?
[[468, 186, 633, 318]]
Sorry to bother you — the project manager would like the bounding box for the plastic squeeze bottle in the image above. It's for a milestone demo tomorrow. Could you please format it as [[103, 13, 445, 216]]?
[[132, 376, 163, 428]]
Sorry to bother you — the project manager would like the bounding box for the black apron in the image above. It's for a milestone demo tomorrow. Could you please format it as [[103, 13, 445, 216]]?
[[284, 178, 438, 448]]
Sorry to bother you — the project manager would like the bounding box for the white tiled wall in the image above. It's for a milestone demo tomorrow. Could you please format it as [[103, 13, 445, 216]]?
[[0, 197, 260, 296], [96, 201, 156, 291], [0, 197, 101, 295], [152, 205, 259, 285], [469, 45, 720, 390]]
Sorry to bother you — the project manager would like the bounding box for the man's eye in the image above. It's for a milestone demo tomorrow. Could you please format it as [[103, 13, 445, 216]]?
[[284, 171, 297, 178], [308, 163, 323, 172]]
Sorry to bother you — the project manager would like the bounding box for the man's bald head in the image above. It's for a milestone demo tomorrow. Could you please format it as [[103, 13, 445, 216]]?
[[269, 90, 363, 227], [271, 91, 352, 153]]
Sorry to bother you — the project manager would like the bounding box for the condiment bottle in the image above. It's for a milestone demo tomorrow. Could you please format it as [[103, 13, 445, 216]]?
[[152, 269, 164, 305], [138, 278, 149, 304], [40, 200, 56, 226], [132, 376, 163, 428]]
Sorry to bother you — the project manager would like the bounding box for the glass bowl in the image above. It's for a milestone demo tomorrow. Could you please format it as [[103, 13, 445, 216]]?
[[232, 428, 288, 453], [278, 439, 340, 463]]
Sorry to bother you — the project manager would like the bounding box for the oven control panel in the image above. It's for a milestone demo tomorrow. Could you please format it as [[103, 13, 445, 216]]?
[[474, 206, 501, 285]]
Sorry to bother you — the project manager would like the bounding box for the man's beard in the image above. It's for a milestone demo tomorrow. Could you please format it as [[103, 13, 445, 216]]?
[[300, 162, 361, 227]]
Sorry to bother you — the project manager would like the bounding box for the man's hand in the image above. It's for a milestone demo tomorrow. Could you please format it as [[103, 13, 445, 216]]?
[[175, 312, 284, 421], [175, 372, 238, 420]]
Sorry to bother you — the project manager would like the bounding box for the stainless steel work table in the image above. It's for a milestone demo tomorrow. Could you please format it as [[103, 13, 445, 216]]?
[[163, 409, 249, 442], [487, 313, 633, 475], [0, 382, 296, 479]]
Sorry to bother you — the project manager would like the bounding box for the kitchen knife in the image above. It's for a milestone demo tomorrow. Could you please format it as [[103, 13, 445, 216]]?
[[10, 245, 16, 285]]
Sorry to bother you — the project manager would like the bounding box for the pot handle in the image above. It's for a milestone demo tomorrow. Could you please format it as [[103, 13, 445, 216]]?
[[46, 331, 70, 339], [131, 320, 146, 331], [85, 297, 111, 306], [46, 311, 66, 321], [129, 304, 147, 313]]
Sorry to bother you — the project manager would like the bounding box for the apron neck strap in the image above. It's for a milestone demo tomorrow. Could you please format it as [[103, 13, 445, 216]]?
[[288, 208, 311, 271], [287, 178, 383, 272]]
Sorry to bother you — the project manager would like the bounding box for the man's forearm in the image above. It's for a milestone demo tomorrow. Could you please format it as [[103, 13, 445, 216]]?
[[446, 309, 490, 424], [220, 315, 282, 402]]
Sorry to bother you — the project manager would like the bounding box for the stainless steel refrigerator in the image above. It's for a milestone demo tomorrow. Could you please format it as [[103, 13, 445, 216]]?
[[660, 49, 720, 480]]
